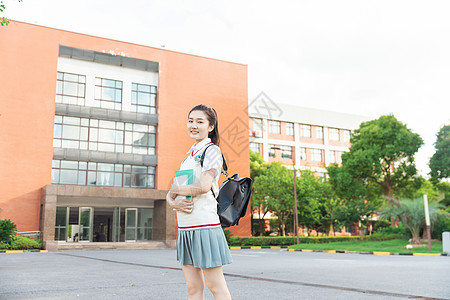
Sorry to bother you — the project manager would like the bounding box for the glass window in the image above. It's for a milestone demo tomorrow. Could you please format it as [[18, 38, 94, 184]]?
[[300, 125, 311, 138], [249, 142, 260, 153], [268, 144, 276, 158], [54, 115, 156, 155], [56, 72, 86, 106], [253, 118, 263, 132], [51, 159, 155, 189], [269, 121, 280, 134], [286, 123, 294, 136], [343, 130, 351, 142], [281, 145, 292, 159], [328, 150, 335, 164], [329, 128, 340, 141], [94, 77, 123, 110], [316, 126, 324, 139], [311, 149, 322, 162], [299, 147, 306, 160], [131, 83, 157, 115]]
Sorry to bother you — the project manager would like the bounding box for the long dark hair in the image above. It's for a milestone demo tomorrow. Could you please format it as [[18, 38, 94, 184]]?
[[188, 104, 220, 146]]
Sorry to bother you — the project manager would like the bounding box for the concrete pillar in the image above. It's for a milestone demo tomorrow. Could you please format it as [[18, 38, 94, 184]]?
[[42, 194, 58, 251], [443, 232, 450, 254], [153, 199, 176, 248]]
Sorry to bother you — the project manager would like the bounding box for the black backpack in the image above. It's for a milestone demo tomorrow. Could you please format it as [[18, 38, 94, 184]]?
[[201, 145, 253, 228]]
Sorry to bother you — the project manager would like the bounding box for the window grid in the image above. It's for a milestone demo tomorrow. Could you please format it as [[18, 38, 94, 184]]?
[[329, 128, 340, 141], [299, 147, 306, 160], [94, 77, 123, 110], [286, 123, 294, 136], [328, 150, 335, 164], [56, 72, 86, 106], [300, 124, 311, 138], [268, 144, 276, 158], [131, 83, 157, 114], [316, 126, 324, 139], [54, 116, 156, 155], [269, 121, 280, 134], [281, 145, 292, 159], [51, 160, 155, 189], [343, 130, 351, 142], [253, 118, 263, 131], [249, 142, 260, 153], [311, 149, 322, 162]]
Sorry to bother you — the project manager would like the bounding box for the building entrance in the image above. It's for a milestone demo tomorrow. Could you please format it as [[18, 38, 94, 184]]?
[[55, 206, 153, 243]]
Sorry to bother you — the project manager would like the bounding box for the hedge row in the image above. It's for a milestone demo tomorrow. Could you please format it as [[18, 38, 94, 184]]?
[[0, 235, 42, 250], [228, 232, 404, 246]]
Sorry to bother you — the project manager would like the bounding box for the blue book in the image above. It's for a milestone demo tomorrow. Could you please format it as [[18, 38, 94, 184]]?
[[174, 169, 194, 201]]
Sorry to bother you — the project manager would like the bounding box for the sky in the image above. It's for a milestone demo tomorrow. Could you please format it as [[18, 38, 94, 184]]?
[[5, 0, 450, 177]]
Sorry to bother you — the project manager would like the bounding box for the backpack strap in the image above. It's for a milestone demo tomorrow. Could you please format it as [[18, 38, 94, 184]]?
[[200, 144, 228, 200], [200, 144, 228, 176]]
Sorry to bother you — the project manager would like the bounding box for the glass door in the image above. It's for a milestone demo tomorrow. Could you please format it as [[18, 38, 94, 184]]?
[[112, 208, 120, 242], [79, 207, 92, 242], [55, 207, 68, 241], [125, 208, 137, 242]]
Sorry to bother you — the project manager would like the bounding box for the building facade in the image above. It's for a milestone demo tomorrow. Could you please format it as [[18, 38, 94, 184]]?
[[248, 92, 369, 176], [0, 21, 250, 250], [248, 92, 371, 235]]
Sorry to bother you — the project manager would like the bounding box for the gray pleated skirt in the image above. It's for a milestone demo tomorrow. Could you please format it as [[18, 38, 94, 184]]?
[[177, 227, 233, 269]]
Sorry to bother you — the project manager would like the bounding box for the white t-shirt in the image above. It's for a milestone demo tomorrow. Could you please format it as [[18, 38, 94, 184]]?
[[176, 138, 223, 230]]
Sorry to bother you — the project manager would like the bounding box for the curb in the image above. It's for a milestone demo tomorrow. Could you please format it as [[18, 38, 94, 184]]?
[[228, 247, 448, 256], [229, 246, 289, 250], [0, 250, 48, 254]]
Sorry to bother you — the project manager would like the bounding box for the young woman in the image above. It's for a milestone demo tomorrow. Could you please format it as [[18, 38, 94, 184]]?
[[166, 104, 232, 300]]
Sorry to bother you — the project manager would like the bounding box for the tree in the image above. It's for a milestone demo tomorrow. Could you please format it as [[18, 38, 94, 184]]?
[[252, 162, 294, 236], [250, 151, 269, 235], [429, 125, 450, 183], [295, 171, 326, 235], [378, 198, 444, 244], [1, 0, 22, 26], [340, 115, 423, 206]]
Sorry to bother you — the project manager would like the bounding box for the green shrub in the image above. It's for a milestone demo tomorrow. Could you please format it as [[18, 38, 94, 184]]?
[[228, 233, 410, 246], [431, 214, 450, 239], [8, 235, 42, 250], [223, 229, 232, 244], [228, 236, 363, 246], [365, 232, 404, 241], [0, 241, 10, 250], [0, 219, 17, 244]]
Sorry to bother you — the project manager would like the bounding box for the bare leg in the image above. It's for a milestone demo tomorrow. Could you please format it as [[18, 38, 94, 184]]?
[[203, 266, 231, 300], [182, 264, 205, 300]]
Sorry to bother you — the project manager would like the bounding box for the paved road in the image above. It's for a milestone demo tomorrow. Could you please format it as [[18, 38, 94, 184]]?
[[0, 249, 449, 299]]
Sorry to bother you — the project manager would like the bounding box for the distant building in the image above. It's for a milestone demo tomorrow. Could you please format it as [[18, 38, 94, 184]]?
[[248, 92, 370, 176], [248, 92, 371, 236]]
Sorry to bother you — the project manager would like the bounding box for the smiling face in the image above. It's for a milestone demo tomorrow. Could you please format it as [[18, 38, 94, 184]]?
[[187, 110, 214, 143]]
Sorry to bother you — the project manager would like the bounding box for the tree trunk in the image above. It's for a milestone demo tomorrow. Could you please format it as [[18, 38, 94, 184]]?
[[359, 222, 364, 241], [329, 223, 334, 236], [259, 218, 264, 236]]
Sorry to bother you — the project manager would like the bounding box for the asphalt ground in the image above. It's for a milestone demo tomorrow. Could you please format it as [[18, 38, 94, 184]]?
[[0, 249, 449, 300]]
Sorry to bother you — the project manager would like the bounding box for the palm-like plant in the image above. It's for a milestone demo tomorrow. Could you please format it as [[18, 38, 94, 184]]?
[[378, 198, 443, 244]]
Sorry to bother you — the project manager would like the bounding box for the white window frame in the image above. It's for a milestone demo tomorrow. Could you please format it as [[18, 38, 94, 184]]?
[[286, 122, 294, 136], [316, 126, 324, 139], [329, 128, 340, 141], [311, 149, 322, 162], [300, 124, 311, 138], [269, 121, 281, 134]]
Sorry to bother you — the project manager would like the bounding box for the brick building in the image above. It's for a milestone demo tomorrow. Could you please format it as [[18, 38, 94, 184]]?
[[248, 92, 370, 235], [0, 21, 250, 250]]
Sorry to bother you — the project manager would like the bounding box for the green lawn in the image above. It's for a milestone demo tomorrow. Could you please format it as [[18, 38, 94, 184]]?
[[289, 239, 444, 254]]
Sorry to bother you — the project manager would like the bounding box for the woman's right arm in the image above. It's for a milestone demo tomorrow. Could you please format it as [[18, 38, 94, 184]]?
[[166, 191, 193, 214]]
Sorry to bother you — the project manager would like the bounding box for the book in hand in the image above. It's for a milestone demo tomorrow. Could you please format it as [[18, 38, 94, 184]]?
[[174, 169, 194, 201]]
